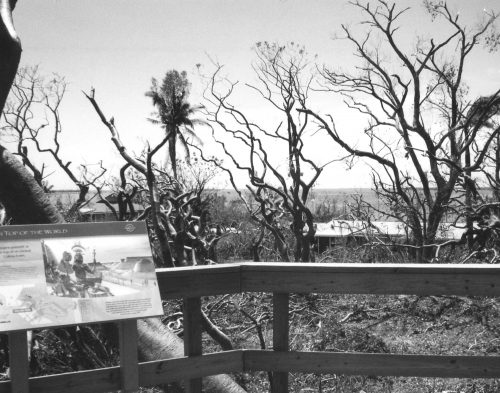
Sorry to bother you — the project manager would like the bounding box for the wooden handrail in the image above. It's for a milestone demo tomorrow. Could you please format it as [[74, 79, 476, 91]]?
[[2, 350, 499, 393], [243, 350, 500, 377], [4, 262, 500, 393], [158, 262, 500, 298]]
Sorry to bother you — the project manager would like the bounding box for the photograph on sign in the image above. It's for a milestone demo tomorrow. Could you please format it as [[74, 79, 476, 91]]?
[[0, 222, 163, 331]]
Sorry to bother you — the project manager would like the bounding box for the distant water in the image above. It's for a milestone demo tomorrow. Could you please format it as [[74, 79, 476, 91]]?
[[51, 187, 495, 219]]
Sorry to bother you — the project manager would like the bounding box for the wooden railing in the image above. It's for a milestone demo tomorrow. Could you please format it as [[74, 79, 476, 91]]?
[[3, 262, 500, 393]]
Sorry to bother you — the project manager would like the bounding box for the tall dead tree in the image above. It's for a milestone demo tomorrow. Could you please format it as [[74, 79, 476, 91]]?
[[301, 0, 500, 261], [1, 66, 92, 216], [190, 143, 289, 262], [204, 42, 333, 262]]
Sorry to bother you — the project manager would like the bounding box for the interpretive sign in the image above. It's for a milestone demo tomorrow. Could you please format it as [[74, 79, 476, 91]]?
[[0, 221, 163, 331]]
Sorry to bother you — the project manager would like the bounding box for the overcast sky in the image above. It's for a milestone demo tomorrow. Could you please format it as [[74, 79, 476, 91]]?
[[8, 0, 500, 189]]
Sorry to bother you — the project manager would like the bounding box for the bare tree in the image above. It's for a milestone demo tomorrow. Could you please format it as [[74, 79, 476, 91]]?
[[300, 0, 500, 261], [204, 42, 334, 262], [131, 155, 227, 266], [1, 67, 93, 215], [85, 89, 178, 268]]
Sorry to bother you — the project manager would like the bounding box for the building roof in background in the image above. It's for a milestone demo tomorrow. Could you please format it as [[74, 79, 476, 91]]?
[[80, 199, 145, 215], [48, 190, 145, 216], [315, 220, 466, 240]]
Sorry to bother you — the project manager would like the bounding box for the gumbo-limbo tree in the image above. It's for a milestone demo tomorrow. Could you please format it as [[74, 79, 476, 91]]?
[[0, 3, 245, 392], [300, 0, 500, 262]]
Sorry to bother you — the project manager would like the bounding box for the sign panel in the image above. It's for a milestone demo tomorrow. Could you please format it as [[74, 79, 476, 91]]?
[[0, 221, 163, 331]]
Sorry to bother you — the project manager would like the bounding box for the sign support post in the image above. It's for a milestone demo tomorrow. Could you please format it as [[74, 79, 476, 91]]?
[[8, 330, 29, 393]]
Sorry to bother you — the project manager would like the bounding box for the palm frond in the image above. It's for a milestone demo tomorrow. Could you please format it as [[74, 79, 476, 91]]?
[[181, 126, 204, 146], [189, 118, 207, 127], [147, 117, 162, 125]]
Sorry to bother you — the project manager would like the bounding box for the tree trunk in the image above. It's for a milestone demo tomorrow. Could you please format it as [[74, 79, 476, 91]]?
[[173, 234, 189, 267], [292, 216, 315, 262], [251, 227, 265, 262], [411, 225, 425, 263], [0, 0, 21, 115], [0, 145, 63, 224], [273, 232, 290, 262], [300, 233, 314, 262], [465, 146, 474, 249], [138, 319, 245, 393], [495, 134, 500, 203], [146, 155, 174, 268]]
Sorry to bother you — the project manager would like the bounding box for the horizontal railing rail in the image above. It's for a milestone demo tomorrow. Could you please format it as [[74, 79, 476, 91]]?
[[3, 262, 500, 393]]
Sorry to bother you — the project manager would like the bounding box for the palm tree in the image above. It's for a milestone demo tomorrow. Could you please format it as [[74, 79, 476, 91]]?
[[146, 70, 203, 179]]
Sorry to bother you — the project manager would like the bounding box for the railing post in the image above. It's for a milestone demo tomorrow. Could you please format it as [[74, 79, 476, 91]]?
[[272, 292, 289, 393], [183, 296, 202, 393], [119, 320, 139, 392], [8, 330, 29, 393]]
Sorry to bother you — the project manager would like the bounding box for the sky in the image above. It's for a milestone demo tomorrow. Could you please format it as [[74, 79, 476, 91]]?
[[44, 235, 153, 264], [5, 0, 500, 190]]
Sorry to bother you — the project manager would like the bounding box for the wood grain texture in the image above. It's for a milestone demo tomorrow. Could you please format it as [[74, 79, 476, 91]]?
[[243, 350, 500, 378], [184, 297, 203, 393], [272, 293, 289, 393], [8, 331, 29, 393], [157, 263, 500, 298], [1, 348, 499, 393], [0, 352, 244, 393], [157, 264, 240, 299], [240, 263, 500, 296], [138, 351, 244, 385], [0, 367, 121, 393], [119, 320, 139, 392]]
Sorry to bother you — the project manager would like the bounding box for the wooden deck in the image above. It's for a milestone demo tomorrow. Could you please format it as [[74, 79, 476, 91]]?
[[4, 262, 500, 393]]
